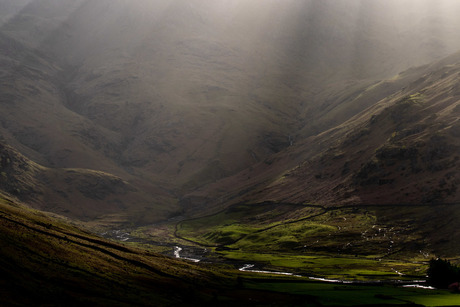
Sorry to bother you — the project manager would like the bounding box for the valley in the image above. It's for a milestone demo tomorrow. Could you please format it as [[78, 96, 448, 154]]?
[[125, 201, 460, 281], [1, 193, 459, 306], [0, 0, 460, 305]]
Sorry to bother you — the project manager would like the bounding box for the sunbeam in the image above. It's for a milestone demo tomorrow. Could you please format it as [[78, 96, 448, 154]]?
[[0, 0, 33, 27], [1, 1, 460, 305]]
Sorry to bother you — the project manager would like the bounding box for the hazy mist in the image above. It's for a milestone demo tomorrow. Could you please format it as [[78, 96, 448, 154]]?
[[1, 0, 460, 220]]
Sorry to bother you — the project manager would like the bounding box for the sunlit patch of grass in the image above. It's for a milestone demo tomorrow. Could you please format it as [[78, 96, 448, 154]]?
[[164, 201, 457, 290], [178, 216, 262, 246], [231, 221, 336, 251], [175, 202, 437, 280], [176, 203, 304, 246], [221, 250, 421, 281]]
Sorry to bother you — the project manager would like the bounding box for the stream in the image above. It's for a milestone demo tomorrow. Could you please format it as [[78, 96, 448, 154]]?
[[172, 246, 431, 287], [238, 263, 429, 287], [173, 246, 201, 262], [239, 264, 302, 277], [102, 230, 433, 289]]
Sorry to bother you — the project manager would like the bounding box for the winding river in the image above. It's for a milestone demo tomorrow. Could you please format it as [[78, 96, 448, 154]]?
[[173, 246, 201, 262], [172, 246, 431, 288], [239, 264, 302, 277], [104, 229, 433, 289]]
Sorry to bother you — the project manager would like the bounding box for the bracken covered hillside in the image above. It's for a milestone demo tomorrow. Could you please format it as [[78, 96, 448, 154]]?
[[245, 53, 460, 206]]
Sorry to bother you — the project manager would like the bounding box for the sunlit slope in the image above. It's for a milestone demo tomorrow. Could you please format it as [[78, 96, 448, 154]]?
[[245, 53, 460, 207], [177, 201, 460, 262], [186, 51, 460, 215]]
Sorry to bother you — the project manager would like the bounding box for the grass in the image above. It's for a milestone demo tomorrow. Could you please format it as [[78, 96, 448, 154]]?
[[173, 202, 450, 281], [176, 202, 305, 246], [177, 203, 410, 255], [2, 194, 459, 306], [243, 281, 460, 306], [221, 250, 421, 281], [0, 193, 231, 305]]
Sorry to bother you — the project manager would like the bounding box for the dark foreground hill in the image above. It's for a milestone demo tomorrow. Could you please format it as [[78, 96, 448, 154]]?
[[3, 193, 460, 306], [0, 193, 196, 306], [0, 192, 325, 306]]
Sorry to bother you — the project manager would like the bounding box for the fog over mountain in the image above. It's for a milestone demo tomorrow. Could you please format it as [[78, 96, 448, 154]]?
[[1, 0, 459, 223], [2, 1, 460, 305]]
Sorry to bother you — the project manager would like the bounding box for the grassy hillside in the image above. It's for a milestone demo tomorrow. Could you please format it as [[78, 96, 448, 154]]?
[[246, 57, 460, 207], [0, 193, 307, 306], [174, 201, 460, 269], [0, 142, 177, 226], [1, 194, 459, 306], [189, 52, 460, 212], [0, 193, 196, 305]]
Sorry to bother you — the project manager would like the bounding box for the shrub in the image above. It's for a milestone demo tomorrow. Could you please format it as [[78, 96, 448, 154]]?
[[427, 258, 460, 289]]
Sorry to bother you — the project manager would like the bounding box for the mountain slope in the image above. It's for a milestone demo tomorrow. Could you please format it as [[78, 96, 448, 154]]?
[[0, 142, 177, 225], [184, 51, 460, 216], [170, 57, 460, 261], [0, 193, 193, 306], [2, 1, 460, 224], [4, 193, 458, 306], [243, 54, 460, 206], [0, 193, 322, 306]]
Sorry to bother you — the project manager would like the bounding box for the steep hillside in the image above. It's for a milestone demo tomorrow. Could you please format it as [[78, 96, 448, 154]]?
[[0, 142, 177, 225], [3, 194, 459, 306], [244, 54, 460, 206], [169, 57, 460, 266], [1, 1, 460, 224], [0, 193, 280, 306]]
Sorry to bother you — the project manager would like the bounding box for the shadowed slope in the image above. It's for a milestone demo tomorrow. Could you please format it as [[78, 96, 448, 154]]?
[[0, 193, 196, 306], [0, 142, 177, 225], [0, 193, 328, 306]]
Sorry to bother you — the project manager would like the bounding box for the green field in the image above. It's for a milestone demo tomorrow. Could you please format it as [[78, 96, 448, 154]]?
[[242, 279, 460, 306], [173, 202, 460, 282], [222, 250, 424, 281], [116, 201, 460, 306]]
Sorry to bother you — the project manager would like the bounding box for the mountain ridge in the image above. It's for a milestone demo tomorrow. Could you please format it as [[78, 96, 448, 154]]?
[[184, 54, 460, 213], [242, 56, 460, 206], [1, 2, 460, 304], [1, 0, 460, 224]]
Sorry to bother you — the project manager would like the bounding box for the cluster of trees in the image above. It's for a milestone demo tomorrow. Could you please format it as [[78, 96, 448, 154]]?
[[427, 258, 460, 290]]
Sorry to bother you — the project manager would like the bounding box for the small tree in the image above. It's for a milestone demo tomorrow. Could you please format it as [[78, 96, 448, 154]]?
[[427, 258, 460, 289]]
